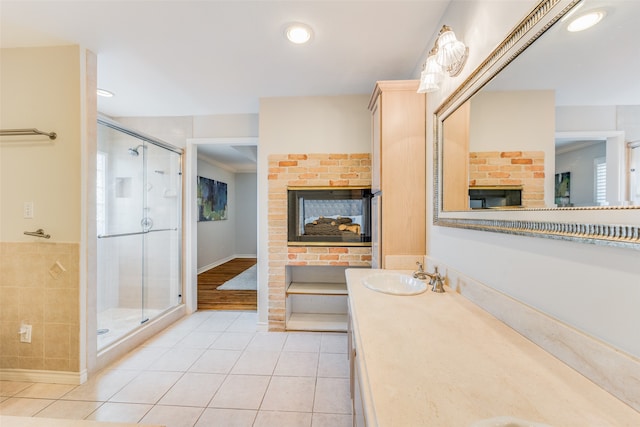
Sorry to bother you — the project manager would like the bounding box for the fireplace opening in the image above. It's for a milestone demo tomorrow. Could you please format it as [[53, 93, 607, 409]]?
[[288, 187, 372, 246], [469, 186, 522, 209]]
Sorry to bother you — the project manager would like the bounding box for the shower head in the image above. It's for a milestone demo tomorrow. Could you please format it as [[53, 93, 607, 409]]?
[[128, 145, 144, 156]]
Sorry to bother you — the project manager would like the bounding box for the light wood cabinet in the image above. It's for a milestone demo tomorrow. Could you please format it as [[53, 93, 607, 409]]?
[[368, 80, 426, 268], [442, 99, 470, 211]]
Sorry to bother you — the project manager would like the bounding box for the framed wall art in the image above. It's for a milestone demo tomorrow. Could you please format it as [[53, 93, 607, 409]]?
[[197, 176, 228, 221]]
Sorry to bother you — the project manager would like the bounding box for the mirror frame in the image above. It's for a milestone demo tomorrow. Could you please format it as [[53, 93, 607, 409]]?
[[433, 0, 640, 250]]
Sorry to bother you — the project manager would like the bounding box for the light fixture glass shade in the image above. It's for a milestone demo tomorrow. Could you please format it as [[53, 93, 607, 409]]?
[[436, 36, 467, 67], [417, 71, 440, 93], [417, 53, 444, 93], [424, 54, 444, 81]]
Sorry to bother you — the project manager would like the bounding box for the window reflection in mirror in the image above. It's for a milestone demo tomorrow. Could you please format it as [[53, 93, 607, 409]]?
[[440, 0, 640, 211]]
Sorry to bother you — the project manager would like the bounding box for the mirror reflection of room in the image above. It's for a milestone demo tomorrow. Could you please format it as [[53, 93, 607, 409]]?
[[440, 0, 640, 211]]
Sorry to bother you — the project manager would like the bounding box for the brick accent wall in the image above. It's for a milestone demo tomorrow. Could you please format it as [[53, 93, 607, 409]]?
[[267, 153, 372, 331], [469, 151, 545, 208]]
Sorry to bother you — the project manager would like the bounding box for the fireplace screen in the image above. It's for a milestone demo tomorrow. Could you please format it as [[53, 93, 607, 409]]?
[[288, 187, 371, 246]]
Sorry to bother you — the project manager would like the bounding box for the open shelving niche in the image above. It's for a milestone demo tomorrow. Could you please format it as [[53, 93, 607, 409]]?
[[285, 265, 366, 332]]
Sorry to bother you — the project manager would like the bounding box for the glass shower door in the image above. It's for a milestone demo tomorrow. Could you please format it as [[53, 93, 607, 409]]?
[[141, 142, 182, 323], [97, 120, 182, 350]]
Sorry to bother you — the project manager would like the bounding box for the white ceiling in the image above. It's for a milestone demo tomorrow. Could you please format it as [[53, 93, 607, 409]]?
[[0, 0, 450, 118], [1, 1, 452, 171]]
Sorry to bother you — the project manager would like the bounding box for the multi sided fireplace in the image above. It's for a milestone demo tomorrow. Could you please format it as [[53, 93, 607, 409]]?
[[287, 187, 372, 246]]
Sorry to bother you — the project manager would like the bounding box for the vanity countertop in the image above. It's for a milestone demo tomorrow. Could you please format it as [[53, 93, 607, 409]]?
[[346, 268, 640, 426]]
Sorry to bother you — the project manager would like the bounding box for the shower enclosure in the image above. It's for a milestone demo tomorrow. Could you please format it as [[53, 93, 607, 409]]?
[[96, 118, 182, 350]]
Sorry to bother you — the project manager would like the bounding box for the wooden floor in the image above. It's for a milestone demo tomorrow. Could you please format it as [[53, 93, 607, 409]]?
[[197, 258, 257, 310]]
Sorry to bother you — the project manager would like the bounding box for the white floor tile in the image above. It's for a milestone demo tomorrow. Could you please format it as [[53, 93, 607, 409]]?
[[0, 397, 55, 416], [317, 352, 349, 378], [210, 332, 254, 350], [109, 371, 182, 404], [139, 405, 204, 427], [34, 400, 102, 419], [143, 329, 188, 348], [147, 347, 205, 372], [194, 408, 256, 427], [0, 381, 33, 397], [15, 383, 75, 399], [209, 375, 270, 410], [320, 333, 348, 353], [158, 372, 225, 407], [188, 349, 241, 374], [312, 412, 353, 427], [230, 350, 280, 375], [246, 332, 287, 351], [85, 402, 152, 423], [283, 332, 322, 352], [260, 376, 316, 412], [253, 410, 312, 427], [313, 377, 351, 414], [273, 351, 319, 377], [176, 331, 221, 349], [0, 312, 353, 427], [195, 316, 236, 332], [62, 369, 139, 402], [226, 313, 259, 332], [109, 346, 169, 371]]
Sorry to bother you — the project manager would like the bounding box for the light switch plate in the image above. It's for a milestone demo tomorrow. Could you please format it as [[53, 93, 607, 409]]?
[[23, 201, 34, 219]]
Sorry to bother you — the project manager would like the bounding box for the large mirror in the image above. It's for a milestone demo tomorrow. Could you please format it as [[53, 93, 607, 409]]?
[[435, 0, 640, 249]]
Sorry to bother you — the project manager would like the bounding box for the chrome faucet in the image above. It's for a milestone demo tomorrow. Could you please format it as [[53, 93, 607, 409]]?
[[428, 266, 445, 293], [413, 261, 429, 280], [413, 262, 445, 293]]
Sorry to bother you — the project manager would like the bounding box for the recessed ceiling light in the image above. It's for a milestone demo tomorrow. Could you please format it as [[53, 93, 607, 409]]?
[[286, 23, 313, 44], [567, 10, 606, 32], [97, 88, 114, 98]]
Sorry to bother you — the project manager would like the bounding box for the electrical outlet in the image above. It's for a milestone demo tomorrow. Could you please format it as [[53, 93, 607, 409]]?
[[23, 201, 34, 219], [19, 324, 32, 343]]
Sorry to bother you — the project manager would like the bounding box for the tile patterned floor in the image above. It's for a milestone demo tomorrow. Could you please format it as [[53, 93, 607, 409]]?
[[0, 311, 353, 427]]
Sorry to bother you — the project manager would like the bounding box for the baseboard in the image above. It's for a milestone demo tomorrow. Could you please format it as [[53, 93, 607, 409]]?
[[428, 257, 640, 413], [197, 254, 257, 274], [0, 368, 87, 385]]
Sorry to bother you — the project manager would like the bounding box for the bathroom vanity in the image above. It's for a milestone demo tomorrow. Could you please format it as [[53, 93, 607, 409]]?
[[346, 268, 640, 426]]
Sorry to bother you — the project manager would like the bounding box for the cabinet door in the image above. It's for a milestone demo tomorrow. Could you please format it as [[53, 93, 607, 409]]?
[[371, 94, 382, 193], [353, 356, 366, 427], [442, 99, 471, 211], [371, 194, 381, 269]]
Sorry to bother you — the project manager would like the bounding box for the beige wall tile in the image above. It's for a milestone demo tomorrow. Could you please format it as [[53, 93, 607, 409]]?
[[44, 323, 70, 359], [19, 288, 45, 324], [1, 239, 85, 373]]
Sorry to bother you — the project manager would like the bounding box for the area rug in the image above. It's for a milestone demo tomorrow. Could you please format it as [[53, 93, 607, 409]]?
[[217, 265, 257, 291]]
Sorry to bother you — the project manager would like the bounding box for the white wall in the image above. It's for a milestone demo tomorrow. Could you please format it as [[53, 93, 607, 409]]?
[[257, 95, 371, 325], [1, 46, 83, 242], [471, 90, 555, 206], [196, 159, 236, 269], [426, 1, 640, 358], [235, 173, 257, 255]]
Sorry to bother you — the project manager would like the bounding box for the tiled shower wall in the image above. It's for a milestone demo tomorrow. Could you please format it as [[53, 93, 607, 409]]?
[[0, 242, 80, 372], [267, 153, 372, 331], [469, 150, 546, 207]]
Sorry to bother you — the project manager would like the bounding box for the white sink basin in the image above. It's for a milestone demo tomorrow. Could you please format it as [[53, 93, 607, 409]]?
[[362, 272, 427, 295]]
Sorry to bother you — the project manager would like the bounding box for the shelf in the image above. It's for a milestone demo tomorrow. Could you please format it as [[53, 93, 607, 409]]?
[[286, 312, 348, 332], [287, 282, 348, 295]]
